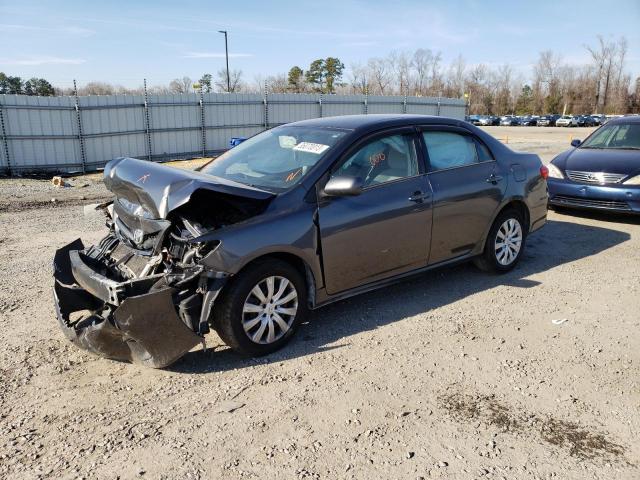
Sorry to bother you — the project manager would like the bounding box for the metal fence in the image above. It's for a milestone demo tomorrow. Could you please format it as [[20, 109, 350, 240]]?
[[0, 89, 466, 174]]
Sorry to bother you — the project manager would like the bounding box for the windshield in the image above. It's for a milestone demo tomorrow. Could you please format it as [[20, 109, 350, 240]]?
[[580, 123, 640, 150], [202, 126, 348, 191]]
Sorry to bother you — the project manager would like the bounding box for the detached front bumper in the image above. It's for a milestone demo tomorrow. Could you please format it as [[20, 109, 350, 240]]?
[[548, 178, 640, 214], [53, 239, 205, 368]]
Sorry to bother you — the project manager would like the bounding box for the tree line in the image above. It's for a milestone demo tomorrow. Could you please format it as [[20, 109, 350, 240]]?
[[0, 73, 55, 96], [2, 35, 638, 115], [275, 37, 635, 115]]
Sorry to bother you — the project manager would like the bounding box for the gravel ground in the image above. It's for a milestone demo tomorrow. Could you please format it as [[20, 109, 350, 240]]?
[[0, 158, 212, 213], [1, 127, 638, 479]]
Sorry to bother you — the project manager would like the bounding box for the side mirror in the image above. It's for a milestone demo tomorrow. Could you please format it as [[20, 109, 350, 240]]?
[[322, 176, 363, 197], [570, 139, 581, 147]]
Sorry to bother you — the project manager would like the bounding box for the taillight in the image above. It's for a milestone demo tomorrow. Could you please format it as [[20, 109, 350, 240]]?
[[540, 165, 549, 179]]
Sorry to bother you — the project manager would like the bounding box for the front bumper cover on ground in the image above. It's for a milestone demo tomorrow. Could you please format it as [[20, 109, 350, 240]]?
[[53, 239, 203, 368]]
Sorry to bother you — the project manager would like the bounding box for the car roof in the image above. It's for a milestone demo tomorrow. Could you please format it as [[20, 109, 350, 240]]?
[[606, 115, 640, 125], [287, 114, 465, 132]]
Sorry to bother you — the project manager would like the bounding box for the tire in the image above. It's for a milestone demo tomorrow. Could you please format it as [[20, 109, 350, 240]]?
[[213, 259, 308, 356], [473, 209, 527, 273]]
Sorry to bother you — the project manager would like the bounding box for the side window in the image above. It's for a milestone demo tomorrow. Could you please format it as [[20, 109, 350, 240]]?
[[333, 134, 418, 187], [422, 131, 481, 171], [474, 138, 494, 162]]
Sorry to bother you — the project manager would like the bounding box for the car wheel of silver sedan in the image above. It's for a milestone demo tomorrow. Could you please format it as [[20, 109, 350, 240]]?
[[213, 259, 308, 356]]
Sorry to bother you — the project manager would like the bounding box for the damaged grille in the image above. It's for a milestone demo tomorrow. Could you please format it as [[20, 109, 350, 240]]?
[[113, 214, 158, 251], [109, 242, 159, 278]]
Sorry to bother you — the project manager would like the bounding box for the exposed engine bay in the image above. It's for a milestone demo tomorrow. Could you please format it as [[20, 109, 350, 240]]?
[[53, 157, 273, 368]]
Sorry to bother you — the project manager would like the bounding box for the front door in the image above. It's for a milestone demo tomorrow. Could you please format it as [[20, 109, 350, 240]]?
[[318, 131, 433, 295]]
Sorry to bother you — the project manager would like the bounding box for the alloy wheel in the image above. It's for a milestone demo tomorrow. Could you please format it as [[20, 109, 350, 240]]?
[[494, 218, 523, 266], [242, 276, 298, 344]]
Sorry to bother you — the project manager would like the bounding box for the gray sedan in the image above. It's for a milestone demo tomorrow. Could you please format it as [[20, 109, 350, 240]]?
[[53, 115, 549, 367]]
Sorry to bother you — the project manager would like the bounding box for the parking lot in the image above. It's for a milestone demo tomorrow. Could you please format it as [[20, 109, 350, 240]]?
[[1, 126, 638, 479], [480, 125, 598, 162]]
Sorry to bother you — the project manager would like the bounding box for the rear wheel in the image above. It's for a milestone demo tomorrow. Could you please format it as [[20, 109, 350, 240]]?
[[473, 209, 526, 273], [213, 259, 308, 356]]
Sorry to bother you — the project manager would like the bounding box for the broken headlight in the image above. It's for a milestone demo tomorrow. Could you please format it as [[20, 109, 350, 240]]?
[[117, 198, 154, 219]]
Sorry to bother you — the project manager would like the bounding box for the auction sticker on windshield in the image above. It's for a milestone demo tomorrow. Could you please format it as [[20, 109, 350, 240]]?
[[293, 142, 330, 154]]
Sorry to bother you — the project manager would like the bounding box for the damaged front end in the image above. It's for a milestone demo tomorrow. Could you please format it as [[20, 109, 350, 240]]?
[[53, 157, 272, 368]]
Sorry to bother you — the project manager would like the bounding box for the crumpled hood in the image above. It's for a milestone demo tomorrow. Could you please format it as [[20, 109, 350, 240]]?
[[103, 157, 274, 219], [552, 148, 640, 177]]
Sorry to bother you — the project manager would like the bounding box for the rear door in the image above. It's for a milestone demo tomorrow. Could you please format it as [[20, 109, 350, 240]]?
[[317, 129, 433, 294], [419, 126, 507, 265]]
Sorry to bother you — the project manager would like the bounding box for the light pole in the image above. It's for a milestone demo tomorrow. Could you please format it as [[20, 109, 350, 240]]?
[[218, 30, 230, 93]]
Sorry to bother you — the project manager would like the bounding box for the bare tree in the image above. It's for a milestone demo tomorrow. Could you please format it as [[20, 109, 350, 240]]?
[[494, 65, 513, 114], [79, 82, 115, 95], [586, 36, 631, 113], [466, 64, 493, 114], [533, 50, 564, 113], [169, 76, 193, 94], [264, 74, 289, 93], [389, 50, 411, 96], [445, 55, 466, 98], [251, 74, 266, 94], [411, 48, 434, 95], [348, 63, 369, 94], [429, 51, 443, 96], [215, 69, 244, 93], [367, 57, 391, 95], [147, 85, 171, 95], [587, 38, 607, 112]]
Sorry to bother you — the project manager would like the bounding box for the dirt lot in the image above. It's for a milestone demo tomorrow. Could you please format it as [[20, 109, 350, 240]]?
[[1, 126, 638, 479]]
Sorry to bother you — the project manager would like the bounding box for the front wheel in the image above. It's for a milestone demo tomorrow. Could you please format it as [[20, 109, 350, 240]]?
[[213, 259, 308, 356], [473, 209, 526, 273]]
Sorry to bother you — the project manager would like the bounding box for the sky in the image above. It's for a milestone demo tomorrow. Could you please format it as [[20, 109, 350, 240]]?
[[0, 0, 638, 90]]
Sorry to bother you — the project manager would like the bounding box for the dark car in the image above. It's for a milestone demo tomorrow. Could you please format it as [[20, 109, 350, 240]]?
[[590, 114, 606, 126], [547, 116, 640, 214], [537, 115, 560, 127], [477, 115, 499, 126], [576, 115, 596, 127], [467, 115, 483, 125], [519, 116, 538, 126], [54, 115, 549, 368]]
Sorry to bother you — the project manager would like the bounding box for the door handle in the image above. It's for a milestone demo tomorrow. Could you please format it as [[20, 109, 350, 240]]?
[[486, 174, 504, 184], [409, 191, 431, 203]]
